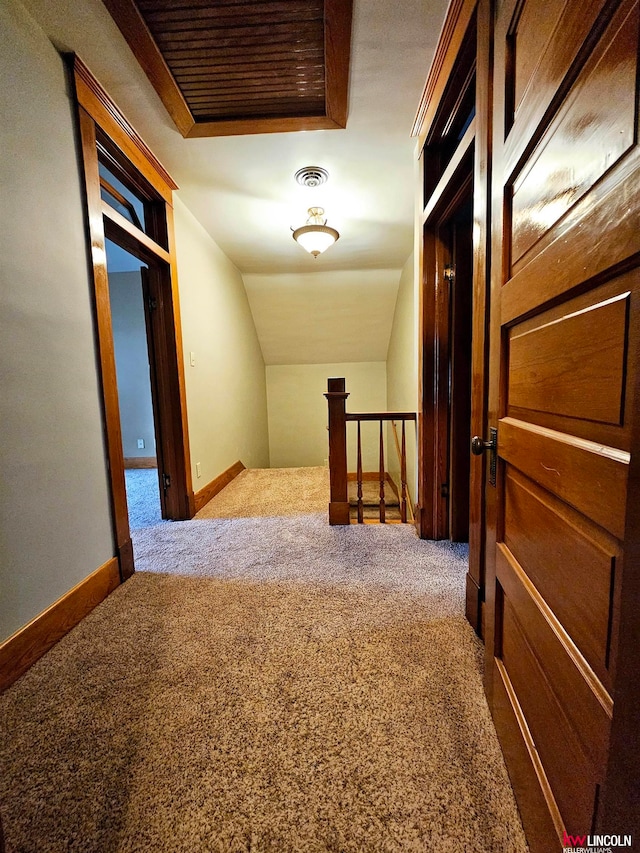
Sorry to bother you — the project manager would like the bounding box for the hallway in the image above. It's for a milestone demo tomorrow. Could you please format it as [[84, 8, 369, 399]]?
[[0, 469, 526, 852]]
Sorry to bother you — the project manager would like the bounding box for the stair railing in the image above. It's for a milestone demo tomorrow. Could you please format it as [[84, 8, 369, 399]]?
[[391, 419, 415, 525], [325, 377, 416, 525]]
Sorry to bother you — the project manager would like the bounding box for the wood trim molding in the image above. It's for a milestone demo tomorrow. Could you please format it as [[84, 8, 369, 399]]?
[[102, 201, 171, 264], [74, 59, 193, 533], [0, 558, 120, 694], [185, 114, 344, 139], [193, 461, 245, 513], [100, 0, 194, 137], [100, 0, 352, 138], [422, 118, 476, 225], [324, 0, 353, 127], [411, 0, 477, 147], [78, 107, 133, 576], [73, 55, 178, 200], [124, 456, 157, 469]]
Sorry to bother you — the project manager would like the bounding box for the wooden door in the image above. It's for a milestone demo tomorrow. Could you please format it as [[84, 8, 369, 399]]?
[[447, 201, 474, 542], [426, 181, 474, 544], [140, 266, 169, 519], [484, 0, 640, 847]]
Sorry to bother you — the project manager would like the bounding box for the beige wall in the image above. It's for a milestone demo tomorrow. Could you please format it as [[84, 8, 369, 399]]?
[[386, 254, 418, 506], [0, 0, 114, 641], [266, 362, 387, 470], [173, 197, 270, 486]]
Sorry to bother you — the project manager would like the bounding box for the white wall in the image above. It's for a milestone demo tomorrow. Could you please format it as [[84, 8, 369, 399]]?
[[266, 362, 387, 470], [0, 0, 114, 641], [173, 197, 270, 486], [386, 253, 418, 505], [108, 269, 156, 459]]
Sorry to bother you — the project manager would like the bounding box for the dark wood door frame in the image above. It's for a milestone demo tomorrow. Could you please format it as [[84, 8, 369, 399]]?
[[413, 0, 492, 637], [420, 167, 474, 542], [72, 57, 194, 582]]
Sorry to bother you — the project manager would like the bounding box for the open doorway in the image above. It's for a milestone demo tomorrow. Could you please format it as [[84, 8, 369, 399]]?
[[419, 163, 475, 544], [414, 3, 492, 635], [105, 239, 165, 530], [74, 57, 194, 580], [440, 193, 473, 542]]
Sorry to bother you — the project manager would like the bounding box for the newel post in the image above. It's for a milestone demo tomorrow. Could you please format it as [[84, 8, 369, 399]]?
[[325, 377, 350, 525]]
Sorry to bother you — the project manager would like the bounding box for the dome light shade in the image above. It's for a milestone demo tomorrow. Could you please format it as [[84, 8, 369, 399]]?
[[292, 207, 339, 257]]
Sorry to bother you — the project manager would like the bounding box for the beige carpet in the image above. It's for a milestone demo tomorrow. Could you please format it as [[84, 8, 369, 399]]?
[[195, 467, 329, 519], [0, 467, 528, 852], [194, 466, 401, 523]]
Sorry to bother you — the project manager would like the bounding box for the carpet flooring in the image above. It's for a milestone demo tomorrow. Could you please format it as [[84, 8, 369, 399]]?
[[194, 467, 329, 519], [124, 469, 166, 530], [0, 467, 528, 852]]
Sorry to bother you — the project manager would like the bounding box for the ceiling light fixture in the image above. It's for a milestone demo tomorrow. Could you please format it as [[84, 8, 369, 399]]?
[[292, 207, 340, 258]]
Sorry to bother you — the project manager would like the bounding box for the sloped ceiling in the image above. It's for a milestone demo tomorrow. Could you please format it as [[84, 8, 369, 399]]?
[[21, 0, 448, 364], [244, 269, 401, 364]]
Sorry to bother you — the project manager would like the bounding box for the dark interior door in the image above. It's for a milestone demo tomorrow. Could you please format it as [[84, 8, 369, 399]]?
[[484, 0, 640, 848], [140, 266, 168, 520], [447, 200, 473, 541]]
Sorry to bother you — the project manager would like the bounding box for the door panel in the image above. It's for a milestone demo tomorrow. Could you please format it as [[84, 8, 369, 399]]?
[[499, 588, 605, 832], [508, 292, 629, 425], [511, 1, 638, 264], [499, 417, 629, 538], [492, 659, 565, 847], [505, 0, 610, 143], [504, 468, 621, 689], [511, 0, 566, 113], [496, 547, 612, 768], [486, 0, 640, 846]]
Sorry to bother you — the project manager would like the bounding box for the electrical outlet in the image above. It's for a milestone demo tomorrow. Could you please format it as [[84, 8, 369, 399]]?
[[137, 439, 145, 449], [323, 457, 328, 467], [196, 462, 202, 478]]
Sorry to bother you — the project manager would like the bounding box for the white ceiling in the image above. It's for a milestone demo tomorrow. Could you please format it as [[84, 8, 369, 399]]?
[[22, 0, 448, 364]]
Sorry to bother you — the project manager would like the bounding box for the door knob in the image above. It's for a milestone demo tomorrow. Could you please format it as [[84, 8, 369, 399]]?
[[470, 428, 498, 487], [471, 435, 492, 455]]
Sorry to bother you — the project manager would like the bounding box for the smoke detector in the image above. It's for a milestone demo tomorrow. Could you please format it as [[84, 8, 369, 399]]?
[[294, 166, 329, 188]]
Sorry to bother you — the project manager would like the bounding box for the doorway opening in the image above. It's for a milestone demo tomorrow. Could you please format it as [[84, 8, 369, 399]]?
[[73, 57, 193, 580], [105, 239, 166, 530], [440, 192, 474, 542]]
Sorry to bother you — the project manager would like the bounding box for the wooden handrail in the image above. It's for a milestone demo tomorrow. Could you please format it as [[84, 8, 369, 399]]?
[[346, 412, 417, 421], [325, 378, 416, 526]]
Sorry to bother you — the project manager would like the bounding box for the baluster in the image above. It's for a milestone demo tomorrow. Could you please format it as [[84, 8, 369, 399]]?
[[357, 420, 364, 523], [379, 420, 386, 523], [400, 419, 408, 523]]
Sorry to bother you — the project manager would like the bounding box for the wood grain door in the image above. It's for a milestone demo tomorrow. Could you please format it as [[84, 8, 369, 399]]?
[[448, 202, 474, 542], [484, 0, 640, 847]]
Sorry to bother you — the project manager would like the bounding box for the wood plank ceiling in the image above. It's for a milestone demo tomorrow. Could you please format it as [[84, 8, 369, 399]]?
[[101, 0, 353, 137]]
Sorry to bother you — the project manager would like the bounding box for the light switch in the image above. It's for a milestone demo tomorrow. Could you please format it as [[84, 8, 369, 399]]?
[[190, 351, 196, 367]]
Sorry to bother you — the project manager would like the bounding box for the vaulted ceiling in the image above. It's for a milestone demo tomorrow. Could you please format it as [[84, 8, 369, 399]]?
[[21, 0, 449, 364]]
